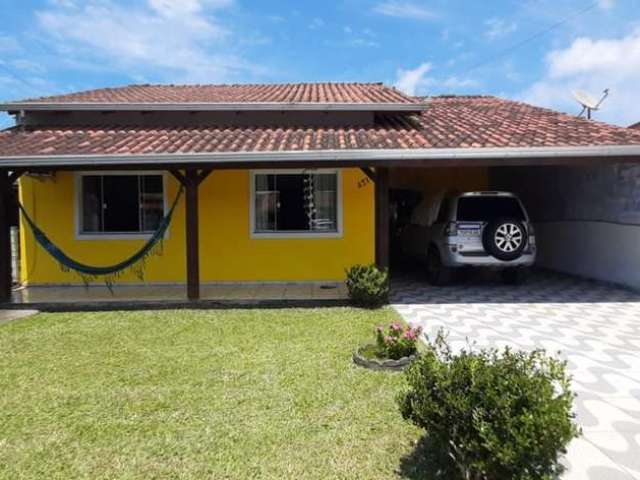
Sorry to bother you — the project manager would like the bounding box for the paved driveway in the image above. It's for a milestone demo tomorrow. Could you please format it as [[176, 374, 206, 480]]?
[[392, 270, 640, 480]]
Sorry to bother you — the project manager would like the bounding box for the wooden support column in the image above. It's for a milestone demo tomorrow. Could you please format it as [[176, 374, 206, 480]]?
[[170, 168, 213, 301], [184, 170, 200, 301], [0, 171, 11, 302], [375, 167, 390, 270]]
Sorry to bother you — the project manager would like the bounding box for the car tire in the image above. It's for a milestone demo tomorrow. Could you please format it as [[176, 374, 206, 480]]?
[[426, 246, 453, 286], [501, 268, 529, 285], [482, 218, 527, 261]]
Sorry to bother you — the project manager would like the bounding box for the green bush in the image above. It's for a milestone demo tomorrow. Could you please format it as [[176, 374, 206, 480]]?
[[345, 264, 389, 307], [398, 332, 580, 480]]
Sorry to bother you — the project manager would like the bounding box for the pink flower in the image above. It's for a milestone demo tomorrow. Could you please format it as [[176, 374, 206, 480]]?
[[376, 325, 385, 333], [403, 330, 417, 340], [390, 322, 402, 332], [384, 335, 396, 344]]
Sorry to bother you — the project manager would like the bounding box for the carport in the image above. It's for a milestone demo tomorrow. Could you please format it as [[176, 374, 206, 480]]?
[[383, 95, 640, 291], [387, 153, 640, 290]]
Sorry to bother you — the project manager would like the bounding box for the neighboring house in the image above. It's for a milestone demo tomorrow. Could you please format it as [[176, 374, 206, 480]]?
[[1, 84, 640, 302]]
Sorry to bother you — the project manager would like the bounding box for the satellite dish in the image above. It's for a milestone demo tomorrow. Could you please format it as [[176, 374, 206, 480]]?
[[573, 88, 610, 119]]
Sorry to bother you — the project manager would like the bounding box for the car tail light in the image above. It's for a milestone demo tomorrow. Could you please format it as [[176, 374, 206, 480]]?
[[446, 221, 458, 236]]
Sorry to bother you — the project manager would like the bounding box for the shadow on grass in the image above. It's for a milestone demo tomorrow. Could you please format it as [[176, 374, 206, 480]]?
[[398, 435, 460, 480]]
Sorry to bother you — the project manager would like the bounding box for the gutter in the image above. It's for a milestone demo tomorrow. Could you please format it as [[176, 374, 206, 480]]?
[[1, 145, 640, 169], [0, 102, 429, 113]]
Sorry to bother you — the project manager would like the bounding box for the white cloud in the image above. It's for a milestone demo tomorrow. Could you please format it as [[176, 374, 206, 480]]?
[[598, 0, 615, 9], [484, 18, 517, 39], [148, 0, 232, 18], [373, 1, 438, 21], [441, 76, 478, 89], [35, 0, 262, 84], [395, 62, 432, 95], [394, 62, 477, 95], [521, 29, 640, 126], [337, 27, 378, 48]]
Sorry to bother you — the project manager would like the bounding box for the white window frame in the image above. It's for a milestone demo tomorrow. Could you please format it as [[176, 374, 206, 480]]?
[[75, 171, 169, 240], [249, 169, 343, 239]]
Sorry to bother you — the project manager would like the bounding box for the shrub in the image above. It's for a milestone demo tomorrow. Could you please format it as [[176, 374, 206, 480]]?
[[345, 264, 389, 307], [398, 332, 580, 480], [372, 322, 422, 360]]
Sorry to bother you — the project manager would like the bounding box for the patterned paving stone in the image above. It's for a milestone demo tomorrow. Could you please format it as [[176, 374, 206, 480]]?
[[391, 270, 640, 479]]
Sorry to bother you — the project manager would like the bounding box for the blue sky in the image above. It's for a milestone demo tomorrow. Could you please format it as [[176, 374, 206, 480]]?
[[0, 0, 639, 128]]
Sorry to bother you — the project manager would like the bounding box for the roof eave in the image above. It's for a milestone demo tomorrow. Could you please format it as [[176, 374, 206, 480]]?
[[0, 101, 429, 113], [1, 145, 639, 169]]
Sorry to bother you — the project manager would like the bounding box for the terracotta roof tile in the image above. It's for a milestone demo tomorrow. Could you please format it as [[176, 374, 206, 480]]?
[[1, 96, 640, 158], [8, 82, 416, 105]]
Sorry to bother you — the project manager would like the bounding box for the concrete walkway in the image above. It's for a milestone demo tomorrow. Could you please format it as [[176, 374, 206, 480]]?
[[11, 282, 348, 304], [392, 271, 640, 479], [0, 309, 38, 326]]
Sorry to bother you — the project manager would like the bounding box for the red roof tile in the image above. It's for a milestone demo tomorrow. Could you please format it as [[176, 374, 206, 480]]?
[[1, 96, 639, 158], [415, 96, 640, 148], [4, 83, 417, 106]]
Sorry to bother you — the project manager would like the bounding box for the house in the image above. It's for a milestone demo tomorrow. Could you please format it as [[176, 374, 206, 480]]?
[[631, 122, 640, 129], [1, 83, 640, 303]]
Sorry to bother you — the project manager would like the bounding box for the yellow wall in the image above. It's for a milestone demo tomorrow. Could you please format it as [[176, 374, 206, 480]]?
[[19, 168, 374, 285]]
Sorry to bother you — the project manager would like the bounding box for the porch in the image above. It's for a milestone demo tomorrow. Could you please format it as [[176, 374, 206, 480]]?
[[8, 282, 349, 310]]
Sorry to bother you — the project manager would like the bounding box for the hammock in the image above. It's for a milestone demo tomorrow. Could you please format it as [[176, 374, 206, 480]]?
[[18, 186, 184, 289]]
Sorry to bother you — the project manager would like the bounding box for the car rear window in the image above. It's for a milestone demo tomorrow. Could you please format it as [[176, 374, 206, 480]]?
[[457, 197, 526, 222]]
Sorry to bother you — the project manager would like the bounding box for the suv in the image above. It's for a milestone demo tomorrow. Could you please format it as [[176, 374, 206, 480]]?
[[400, 191, 536, 285]]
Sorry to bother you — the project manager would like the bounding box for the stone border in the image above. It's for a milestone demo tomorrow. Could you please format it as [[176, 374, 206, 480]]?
[[352, 345, 419, 371]]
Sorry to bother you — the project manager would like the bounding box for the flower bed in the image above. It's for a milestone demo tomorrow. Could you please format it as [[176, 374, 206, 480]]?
[[353, 322, 422, 371]]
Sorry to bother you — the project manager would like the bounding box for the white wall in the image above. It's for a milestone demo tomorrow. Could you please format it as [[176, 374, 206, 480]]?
[[534, 221, 640, 290], [491, 164, 640, 290]]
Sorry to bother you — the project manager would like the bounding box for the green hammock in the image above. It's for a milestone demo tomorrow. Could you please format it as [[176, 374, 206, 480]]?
[[18, 186, 184, 289]]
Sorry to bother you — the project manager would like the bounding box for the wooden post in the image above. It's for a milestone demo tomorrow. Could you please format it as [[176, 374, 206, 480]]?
[[0, 171, 11, 302], [375, 167, 390, 270], [185, 170, 200, 301]]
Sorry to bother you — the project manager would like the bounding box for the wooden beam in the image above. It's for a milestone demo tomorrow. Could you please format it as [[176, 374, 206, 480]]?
[[0, 171, 11, 302], [169, 169, 187, 186], [375, 167, 390, 270], [360, 167, 377, 183], [8, 170, 25, 184], [196, 168, 213, 186], [184, 170, 200, 300]]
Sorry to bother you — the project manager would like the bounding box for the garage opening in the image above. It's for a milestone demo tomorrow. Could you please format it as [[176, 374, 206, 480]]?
[[389, 163, 640, 290]]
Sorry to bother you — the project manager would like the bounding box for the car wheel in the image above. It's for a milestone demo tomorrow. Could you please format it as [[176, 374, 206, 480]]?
[[426, 247, 453, 286], [482, 218, 527, 261], [501, 268, 529, 285]]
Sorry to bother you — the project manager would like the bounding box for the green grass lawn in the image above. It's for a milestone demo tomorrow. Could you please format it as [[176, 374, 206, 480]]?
[[0, 308, 423, 479]]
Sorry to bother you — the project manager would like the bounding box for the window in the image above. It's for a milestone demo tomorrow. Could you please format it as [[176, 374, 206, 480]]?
[[252, 171, 340, 236], [457, 197, 526, 222], [78, 173, 165, 236]]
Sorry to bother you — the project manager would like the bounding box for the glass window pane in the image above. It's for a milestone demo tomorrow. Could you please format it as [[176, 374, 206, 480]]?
[[103, 175, 140, 232], [81, 176, 103, 233], [277, 174, 307, 231], [255, 174, 278, 232], [457, 197, 525, 222], [141, 175, 164, 232], [310, 173, 337, 231], [254, 172, 338, 233]]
